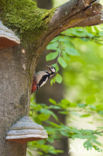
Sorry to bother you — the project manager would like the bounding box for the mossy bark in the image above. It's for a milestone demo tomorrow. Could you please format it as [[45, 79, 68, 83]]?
[[0, 0, 56, 46]]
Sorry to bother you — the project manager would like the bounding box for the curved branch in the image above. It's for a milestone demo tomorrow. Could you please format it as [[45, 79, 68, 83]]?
[[49, 0, 95, 26], [36, 0, 103, 55], [48, 0, 103, 36]]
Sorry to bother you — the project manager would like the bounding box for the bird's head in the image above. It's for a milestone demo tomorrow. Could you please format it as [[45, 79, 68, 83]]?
[[47, 65, 56, 76]]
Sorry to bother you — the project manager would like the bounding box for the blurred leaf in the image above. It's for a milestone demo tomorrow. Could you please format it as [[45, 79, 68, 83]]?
[[49, 98, 57, 105], [58, 57, 67, 68], [47, 42, 58, 50], [80, 114, 91, 118], [46, 51, 58, 61], [50, 73, 63, 85], [55, 73, 63, 83]]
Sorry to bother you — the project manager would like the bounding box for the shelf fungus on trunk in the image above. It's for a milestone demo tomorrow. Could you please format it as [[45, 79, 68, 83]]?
[[6, 116, 48, 143], [0, 21, 20, 50]]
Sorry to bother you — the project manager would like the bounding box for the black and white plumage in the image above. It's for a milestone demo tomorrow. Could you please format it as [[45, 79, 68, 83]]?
[[31, 66, 56, 93]]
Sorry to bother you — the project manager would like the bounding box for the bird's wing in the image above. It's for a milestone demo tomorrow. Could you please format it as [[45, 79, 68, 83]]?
[[35, 71, 47, 84], [38, 74, 49, 88]]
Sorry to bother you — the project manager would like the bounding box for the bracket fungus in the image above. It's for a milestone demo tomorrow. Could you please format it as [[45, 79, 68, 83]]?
[[0, 21, 20, 50], [6, 116, 48, 143]]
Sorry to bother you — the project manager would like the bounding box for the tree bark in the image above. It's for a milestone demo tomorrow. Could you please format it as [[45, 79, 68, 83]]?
[[0, 0, 103, 156], [0, 46, 30, 155]]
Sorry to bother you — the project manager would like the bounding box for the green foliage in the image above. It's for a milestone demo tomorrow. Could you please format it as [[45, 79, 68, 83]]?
[[62, 26, 103, 44], [46, 35, 79, 84], [28, 95, 103, 155], [29, 25, 103, 155], [46, 52, 58, 61], [50, 73, 62, 85], [63, 27, 103, 113], [46, 25, 103, 85]]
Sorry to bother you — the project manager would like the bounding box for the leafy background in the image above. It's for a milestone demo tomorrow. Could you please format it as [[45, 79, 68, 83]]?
[[27, 0, 103, 156]]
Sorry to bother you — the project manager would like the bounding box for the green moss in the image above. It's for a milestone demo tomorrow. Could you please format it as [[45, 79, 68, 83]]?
[[0, 0, 55, 45]]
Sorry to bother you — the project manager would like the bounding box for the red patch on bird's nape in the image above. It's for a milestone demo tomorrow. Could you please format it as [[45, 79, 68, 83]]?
[[31, 80, 37, 93]]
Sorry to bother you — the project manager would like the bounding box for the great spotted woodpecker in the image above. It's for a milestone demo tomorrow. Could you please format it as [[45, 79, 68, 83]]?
[[31, 66, 56, 93]]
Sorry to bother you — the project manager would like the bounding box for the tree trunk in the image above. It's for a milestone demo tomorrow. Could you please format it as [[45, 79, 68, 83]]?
[[0, 46, 29, 156]]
